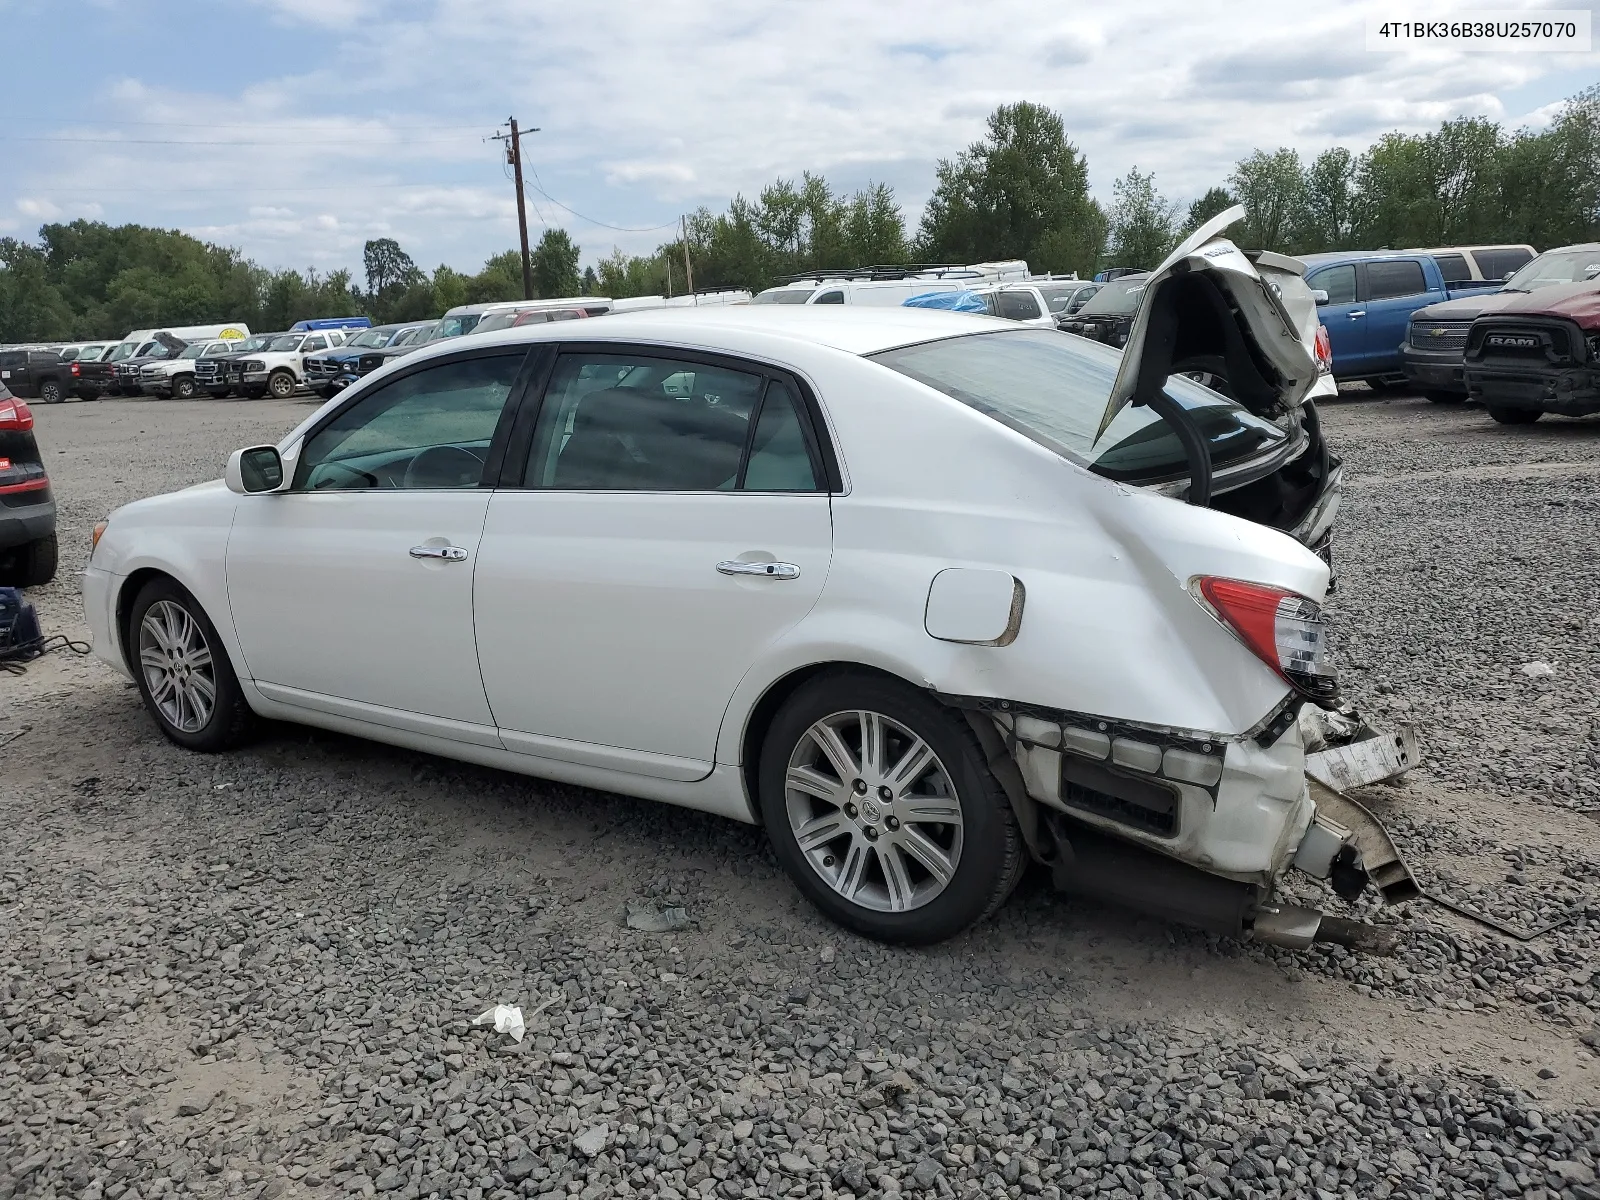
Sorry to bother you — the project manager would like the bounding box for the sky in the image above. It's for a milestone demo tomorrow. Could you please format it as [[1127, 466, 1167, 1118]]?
[[2, 0, 1596, 279]]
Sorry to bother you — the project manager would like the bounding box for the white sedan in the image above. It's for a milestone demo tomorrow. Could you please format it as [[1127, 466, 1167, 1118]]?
[[84, 227, 1384, 948]]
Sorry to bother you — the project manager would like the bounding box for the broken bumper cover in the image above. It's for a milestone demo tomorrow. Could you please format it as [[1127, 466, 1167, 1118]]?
[[1466, 363, 1600, 415], [968, 696, 1421, 949]]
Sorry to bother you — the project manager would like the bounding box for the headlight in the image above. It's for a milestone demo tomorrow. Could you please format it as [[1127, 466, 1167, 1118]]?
[[91, 521, 108, 558]]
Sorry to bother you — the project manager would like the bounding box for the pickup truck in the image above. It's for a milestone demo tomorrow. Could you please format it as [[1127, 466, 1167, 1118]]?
[[1299, 252, 1501, 387], [137, 340, 242, 398], [0, 349, 70, 404], [195, 333, 281, 398], [1464, 279, 1600, 424], [303, 322, 434, 399], [1402, 242, 1600, 402], [230, 329, 352, 399]]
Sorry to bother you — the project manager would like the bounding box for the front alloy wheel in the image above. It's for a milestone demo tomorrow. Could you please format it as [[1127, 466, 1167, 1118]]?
[[139, 600, 218, 733], [786, 710, 964, 913], [129, 579, 255, 751], [759, 671, 1025, 944]]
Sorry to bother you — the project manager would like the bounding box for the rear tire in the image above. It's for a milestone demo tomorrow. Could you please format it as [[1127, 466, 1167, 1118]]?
[[1488, 406, 1542, 425], [1424, 389, 1466, 404], [758, 670, 1026, 945], [0, 533, 57, 588], [127, 577, 255, 752], [38, 379, 64, 404]]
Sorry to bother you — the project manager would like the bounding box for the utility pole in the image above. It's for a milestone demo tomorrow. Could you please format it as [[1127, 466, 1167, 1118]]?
[[681, 215, 695, 302], [492, 118, 538, 300]]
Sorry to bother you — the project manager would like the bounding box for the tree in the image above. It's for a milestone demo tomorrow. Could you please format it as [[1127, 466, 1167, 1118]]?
[[363, 237, 420, 301], [1227, 149, 1305, 250], [1298, 149, 1356, 251], [530, 228, 581, 298], [1182, 187, 1235, 235], [581, 265, 599, 294], [1107, 168, 1179, 269], [844, 182, 909, 265], [917, 102, 1102, 276]]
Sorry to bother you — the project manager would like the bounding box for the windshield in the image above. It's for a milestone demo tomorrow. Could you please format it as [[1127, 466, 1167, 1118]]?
[[472, 310, 532, 333], [1076, 279, 1150, 317], [347, 329, 393, 349], [1503, 249, 1600, 291], [203, 343, 234, 356], [392, 324, 430, 346], [267, 334, 307, 352], [870, 329, 1285, 482], [134, 341, 177, 359], [79, 345, 111, 361], [751, 289, 814, 305], [1037, 283, 1086, 313], [428, 314, 480, 340], [179, 344, 208, 359], [107, 341, 141, 362]]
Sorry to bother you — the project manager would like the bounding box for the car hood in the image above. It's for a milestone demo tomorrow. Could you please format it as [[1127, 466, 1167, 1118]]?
[[1098, 205, 1318, 440], [1412, 292, 1523, 322], [1483, 279, 1600, 326]]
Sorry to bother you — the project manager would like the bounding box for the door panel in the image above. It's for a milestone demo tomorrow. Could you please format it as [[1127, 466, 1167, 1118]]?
[[1361, 259, 1430, 374], [473, 491, 832, 773], [1307, 265, 1364, 374]]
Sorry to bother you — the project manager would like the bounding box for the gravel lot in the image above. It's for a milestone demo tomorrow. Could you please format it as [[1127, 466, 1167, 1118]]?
[[4, 390, 1600, 1200]]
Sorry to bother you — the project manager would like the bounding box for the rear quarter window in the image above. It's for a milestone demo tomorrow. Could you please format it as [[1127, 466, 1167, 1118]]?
[[1473, 247, 1535, 280], [1432, 253, 1471, 283]]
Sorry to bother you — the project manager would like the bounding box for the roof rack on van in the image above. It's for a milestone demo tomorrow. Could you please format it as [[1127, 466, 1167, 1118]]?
[[778, 264, 983, 284]]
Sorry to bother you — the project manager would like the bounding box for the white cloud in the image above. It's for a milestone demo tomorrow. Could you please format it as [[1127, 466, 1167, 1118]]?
[[4, 0, 1595, 275]]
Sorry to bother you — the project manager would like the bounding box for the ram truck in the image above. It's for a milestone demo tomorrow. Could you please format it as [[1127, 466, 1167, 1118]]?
[[1463, 279, 1600, 423], [1403, 242, 1600, 402], [231, 330, 351, 399]]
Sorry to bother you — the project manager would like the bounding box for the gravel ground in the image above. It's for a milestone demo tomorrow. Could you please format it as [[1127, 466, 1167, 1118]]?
[[4, 389, 1600, 1200]]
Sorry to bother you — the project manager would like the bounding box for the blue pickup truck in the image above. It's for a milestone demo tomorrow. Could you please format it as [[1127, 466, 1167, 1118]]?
[[1298, 252, 1501, 388]]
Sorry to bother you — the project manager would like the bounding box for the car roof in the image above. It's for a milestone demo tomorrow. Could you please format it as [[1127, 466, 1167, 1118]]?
[[409, 305, 1017, 361]]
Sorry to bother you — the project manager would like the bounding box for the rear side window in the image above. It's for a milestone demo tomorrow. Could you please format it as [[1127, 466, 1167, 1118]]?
[[812, 290, 845, 305], [1366, 260, 1427, 300], [1309, 265, 1357, 304], [524, 352, 821, 492], [1432, 253, 1471, 283], [998, 291, 1043, 320], [1472, 247, 1534, 280]]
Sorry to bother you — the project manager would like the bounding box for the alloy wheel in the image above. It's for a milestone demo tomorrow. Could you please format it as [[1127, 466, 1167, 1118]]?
[[137, 600, 217, 734], [785, 709, 964, 913]]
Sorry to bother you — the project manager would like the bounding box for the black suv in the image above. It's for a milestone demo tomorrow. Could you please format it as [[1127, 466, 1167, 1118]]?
[[0, 382, 56, 587], [0, 349, 70, 405]]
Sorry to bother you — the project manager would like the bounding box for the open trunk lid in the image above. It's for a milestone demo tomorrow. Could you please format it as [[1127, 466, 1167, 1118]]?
[[1097, 205, 1320, 441]]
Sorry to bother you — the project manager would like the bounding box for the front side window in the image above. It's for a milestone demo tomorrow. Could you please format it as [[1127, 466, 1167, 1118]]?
[[872, 329, 1285, 483], [267, 335, 306, 352], [524, 352, 819, 492], [1037, 284, 1084, 313], [1366, 260, 1426, 300], [998, 290, 1043, 321], [294, 353, 525, 491], [751, 289, 815, 305], [812, 290, 845, 305], [302, 336, 329, 352], [1309, 265, 1357, 304]]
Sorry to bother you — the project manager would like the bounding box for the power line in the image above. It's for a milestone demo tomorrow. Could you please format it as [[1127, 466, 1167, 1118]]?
[[1, 135, 478, 146], [5, 117, 491, 131], [524, 166, 681, 233]]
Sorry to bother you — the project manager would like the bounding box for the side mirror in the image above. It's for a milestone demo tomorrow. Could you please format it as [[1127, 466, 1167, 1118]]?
[[225, 445, 286, 494], [1311, 289, 1330, 305]]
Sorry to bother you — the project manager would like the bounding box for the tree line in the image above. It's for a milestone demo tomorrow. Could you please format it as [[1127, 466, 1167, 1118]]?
[[1, 85, 1594, 343]]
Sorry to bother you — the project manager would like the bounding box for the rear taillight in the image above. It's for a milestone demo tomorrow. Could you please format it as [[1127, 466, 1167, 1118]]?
[[1195, 576, 1338, 707], [71, 362, 81, 377], [0, 398, 35, 431], [1314, 325, 1332, 375]]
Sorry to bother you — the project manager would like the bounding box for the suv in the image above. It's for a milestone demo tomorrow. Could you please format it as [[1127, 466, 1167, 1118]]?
[[138, 340, 241, 399], [0, 349, 71, 405], [0, 384, 55, 587], [233, 330, 352, 399]]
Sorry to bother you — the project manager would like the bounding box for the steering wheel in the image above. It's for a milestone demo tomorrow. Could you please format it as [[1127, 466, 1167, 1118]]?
[[402, 444, 485, 489]]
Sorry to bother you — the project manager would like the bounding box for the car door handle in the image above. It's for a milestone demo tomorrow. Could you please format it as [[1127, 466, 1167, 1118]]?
[[1347, 310, 1366, 318], [410, 544, 469, 562], [717, 560, 801, 580]]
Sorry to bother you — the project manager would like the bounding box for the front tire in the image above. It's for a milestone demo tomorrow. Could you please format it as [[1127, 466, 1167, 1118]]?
[[267, 370, 296, 399], [128, 578, 255, 752], [1488, 406, 1542, 425], [758, 670, 1026, 945], [171, 374, 197, 399]]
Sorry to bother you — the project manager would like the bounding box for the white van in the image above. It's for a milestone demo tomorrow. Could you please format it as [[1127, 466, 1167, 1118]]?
[[106, 323, 250, 365], [752, 260, 1031, 306], [609, 289, 753, 312], [431, 299, 614, 341]]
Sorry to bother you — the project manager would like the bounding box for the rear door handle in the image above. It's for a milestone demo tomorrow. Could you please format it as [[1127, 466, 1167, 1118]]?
[[1347, 310, 1366, 318], [410, 545, 469, 562], [717, 560, 800, 580]]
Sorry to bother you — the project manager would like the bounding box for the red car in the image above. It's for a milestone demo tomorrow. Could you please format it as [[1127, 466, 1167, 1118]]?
[[1464, 278, 1600, 423]]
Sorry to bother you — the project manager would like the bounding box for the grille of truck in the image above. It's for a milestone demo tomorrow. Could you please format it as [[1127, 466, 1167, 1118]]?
[[1409, 320, 1470, 351]]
